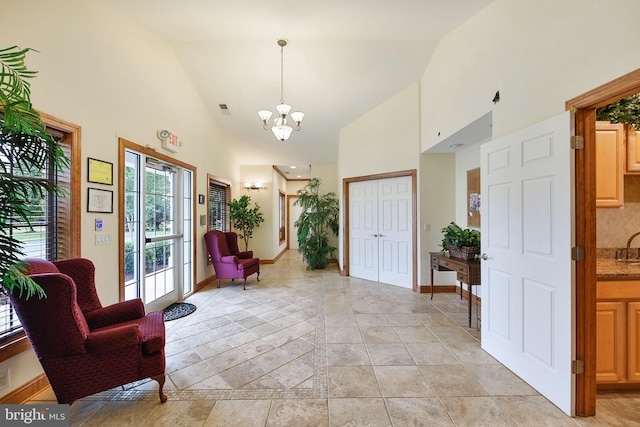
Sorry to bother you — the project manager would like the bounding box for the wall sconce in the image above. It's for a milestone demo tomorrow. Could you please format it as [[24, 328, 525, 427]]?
[[244, 182, 266, 191]]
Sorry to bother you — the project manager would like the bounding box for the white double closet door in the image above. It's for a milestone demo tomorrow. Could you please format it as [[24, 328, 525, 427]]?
[[349, 176, 413, 288]]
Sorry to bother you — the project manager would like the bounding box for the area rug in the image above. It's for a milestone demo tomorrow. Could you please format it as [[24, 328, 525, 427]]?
[[163, 302, 197, 321]]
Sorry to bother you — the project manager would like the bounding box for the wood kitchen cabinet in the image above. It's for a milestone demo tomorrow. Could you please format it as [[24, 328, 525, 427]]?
[[629, 302, 640, 381], [596, 301, 626, 383], [596, 281, 640, 386], [595, 122, 625, 207], [626, 126, 640, 173]]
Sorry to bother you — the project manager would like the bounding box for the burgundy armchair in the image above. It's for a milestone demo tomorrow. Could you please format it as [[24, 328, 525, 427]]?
[[203, 230, 260, 290], [7, 258, 167, 405]]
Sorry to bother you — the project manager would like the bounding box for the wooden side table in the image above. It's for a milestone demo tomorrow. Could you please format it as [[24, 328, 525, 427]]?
[[430, 252, 481, 328]]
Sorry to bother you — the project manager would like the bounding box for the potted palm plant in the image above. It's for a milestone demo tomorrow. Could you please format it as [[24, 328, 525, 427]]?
[[1, 46, 69, 299], [294, 178, 339, 270]]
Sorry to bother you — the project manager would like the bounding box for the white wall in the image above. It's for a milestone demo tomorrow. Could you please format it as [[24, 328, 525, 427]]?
[[421, 0, 640, 153], [419, 153, 456, 286], [337, 82, 421, 269], [1, 0, 240, 399]]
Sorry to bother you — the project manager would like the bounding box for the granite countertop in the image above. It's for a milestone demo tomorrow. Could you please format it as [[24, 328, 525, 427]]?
[[597, 257, 640, 281]]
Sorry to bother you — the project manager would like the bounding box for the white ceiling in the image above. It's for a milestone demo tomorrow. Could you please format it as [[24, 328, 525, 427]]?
[[98, 0, 495, 178]]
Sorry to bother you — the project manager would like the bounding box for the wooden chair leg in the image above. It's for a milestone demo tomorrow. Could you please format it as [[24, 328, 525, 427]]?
[[257, 272, 260, 282], [217, 279, 221, 288], [151, 374, 168, 403], [243, 278, 247, 290]]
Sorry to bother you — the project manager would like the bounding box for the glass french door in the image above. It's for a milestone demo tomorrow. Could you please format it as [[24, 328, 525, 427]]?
[[123, 149, 193, 312]]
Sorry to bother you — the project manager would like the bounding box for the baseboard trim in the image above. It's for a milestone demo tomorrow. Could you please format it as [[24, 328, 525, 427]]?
[[0, 373, 50, 404], [195, 274, 217, 292]]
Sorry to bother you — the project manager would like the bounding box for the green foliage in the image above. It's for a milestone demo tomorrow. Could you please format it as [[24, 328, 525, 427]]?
[[440, 222, 480, 251], [596, 94, 640, 129], [228, 195, 264, 251], [294, 178, 339, 270], [1, 46, 70, 299]]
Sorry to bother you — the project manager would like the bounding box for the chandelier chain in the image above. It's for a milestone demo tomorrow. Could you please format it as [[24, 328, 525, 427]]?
[[280, 44, 285, 104]]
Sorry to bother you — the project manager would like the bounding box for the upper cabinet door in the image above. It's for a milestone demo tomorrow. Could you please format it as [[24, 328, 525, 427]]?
[[626, 125, 640, 173], [595, 121, 625, 208]]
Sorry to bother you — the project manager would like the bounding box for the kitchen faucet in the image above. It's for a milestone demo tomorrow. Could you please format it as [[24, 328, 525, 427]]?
[[626, 231, 640, 259]]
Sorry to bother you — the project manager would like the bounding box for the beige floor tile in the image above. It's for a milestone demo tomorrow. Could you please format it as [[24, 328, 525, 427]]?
[[466, 364, 539, 396], [356, 313, 391, 326], [385, 398, 454, 426], [328, 398, 391, 427], [326, 325, 363, 343], [441, 396, 517, 426], [373, 366, 434, 398], [405, 342, 457, 365], [394, 326, 439, 343], [419, 364, 489, 397], [79, 400, 160, 427], [328, 365, 381, 398], [361, 326, 402, 344], [142, 399, 216, 426], [495, 396, 580, 426], [367, 343, 415, 366], [266, 399, 329, 427], [326, 343, 370, 365], [385, 313, 425, 326], [447, 341, 499, 365], [204, 400, 271, 427]]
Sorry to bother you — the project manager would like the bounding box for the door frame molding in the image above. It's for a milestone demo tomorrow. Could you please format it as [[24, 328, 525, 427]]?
[[342, 169, 418, 291], [566, 68, 640, 416], [117, 138, 198, 302]]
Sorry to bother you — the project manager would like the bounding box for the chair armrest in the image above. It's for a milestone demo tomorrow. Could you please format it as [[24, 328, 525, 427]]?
[[236, 251, 253, 259], [84, 298, 146, 330], [220, 255, 239, 264], [85, 324, 142, 353]]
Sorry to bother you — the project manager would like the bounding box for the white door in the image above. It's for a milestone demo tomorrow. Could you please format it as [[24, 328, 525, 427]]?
[[480, 111, 574, 415], [349, 176, 413, 288], [123, 150, 194, 313], [350, 180, 380, 282]]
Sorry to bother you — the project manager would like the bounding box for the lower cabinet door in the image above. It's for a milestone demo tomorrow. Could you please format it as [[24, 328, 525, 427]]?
[[628, 302, 640, 382], [596, 301, 626, 383]]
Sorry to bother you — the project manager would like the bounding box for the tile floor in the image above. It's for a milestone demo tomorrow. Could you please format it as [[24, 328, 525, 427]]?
[[29, 251, 640, 426]]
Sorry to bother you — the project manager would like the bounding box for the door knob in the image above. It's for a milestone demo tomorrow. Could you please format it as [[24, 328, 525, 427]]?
[[480, 253, 489, 260], [370, 234, 379, 237]]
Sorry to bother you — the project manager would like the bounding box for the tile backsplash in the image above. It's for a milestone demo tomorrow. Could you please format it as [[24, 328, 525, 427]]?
[[597, 174, 640, 248]]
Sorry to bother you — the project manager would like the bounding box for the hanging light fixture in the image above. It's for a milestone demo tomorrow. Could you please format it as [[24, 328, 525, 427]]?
[[257, 39, 304, 142]]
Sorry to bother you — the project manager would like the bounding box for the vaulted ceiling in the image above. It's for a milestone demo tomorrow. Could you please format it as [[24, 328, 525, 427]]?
[[98, 0, 495, 176]]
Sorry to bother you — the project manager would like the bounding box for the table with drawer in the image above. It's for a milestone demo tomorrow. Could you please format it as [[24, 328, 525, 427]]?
[[430, 252, 481, 328]]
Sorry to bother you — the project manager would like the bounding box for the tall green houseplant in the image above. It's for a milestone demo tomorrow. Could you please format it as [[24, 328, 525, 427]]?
[[228, 194, 264, 251], [294, 178, 339, 270], [1, 46, 69, 299]]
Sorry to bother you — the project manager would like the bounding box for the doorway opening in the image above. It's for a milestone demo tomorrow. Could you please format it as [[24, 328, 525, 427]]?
[[343, 169, 417, 291], [567, 68, 640, 416], [118, 138, 196, 313]]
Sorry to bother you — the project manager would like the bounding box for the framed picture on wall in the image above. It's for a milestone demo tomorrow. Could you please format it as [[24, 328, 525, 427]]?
[[87, 188, 113, 213], [88, 158, 113, 185]]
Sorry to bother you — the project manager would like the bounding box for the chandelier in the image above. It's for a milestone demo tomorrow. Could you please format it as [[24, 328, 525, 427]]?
[[257, 40, 304, 142]]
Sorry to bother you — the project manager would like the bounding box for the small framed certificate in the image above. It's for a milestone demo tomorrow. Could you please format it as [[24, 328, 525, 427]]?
[[88, 158, 113, 185], [87, 188, 113, 213]]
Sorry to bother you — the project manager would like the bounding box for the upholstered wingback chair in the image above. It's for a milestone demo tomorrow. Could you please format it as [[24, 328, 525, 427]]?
[[203, 230, 260, 290], [8, 258, 167, 405]]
